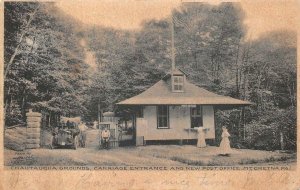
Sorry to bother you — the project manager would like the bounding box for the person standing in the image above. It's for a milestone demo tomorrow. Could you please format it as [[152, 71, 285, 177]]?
[[219, 126, 232, 156], [101, 127, 111, 149], [78, 122, 87, 147], [197, 127, 206, 148]]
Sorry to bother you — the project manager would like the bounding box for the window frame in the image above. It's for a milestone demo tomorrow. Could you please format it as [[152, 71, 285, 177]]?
[[190, 105, 203, 128], [172, 75, 184, 92], [156, 105, 170, 129]]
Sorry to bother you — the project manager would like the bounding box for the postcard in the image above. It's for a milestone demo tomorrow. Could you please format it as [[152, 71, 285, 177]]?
[[1, 0, 299, 189]]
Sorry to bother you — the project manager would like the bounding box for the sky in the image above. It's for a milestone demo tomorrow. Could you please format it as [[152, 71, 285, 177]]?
[[55, 0, 297, 39]]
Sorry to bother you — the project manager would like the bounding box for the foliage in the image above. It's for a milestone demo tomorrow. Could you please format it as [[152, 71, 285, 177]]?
[[243, 106, 296, 150], [4, 2, 89, 127], [4, 2, 296, 151], [174, 3, 245, 86], [5, 102, 25, 127]]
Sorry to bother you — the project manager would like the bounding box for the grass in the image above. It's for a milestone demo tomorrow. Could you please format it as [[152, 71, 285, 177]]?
[[165, 150, 296, 166], [170, 156, 207, 166], [239, 158, 259, 165], [169, 156, 231, 166], [141, 145, 297, 166], [238, 154, 294, 165]]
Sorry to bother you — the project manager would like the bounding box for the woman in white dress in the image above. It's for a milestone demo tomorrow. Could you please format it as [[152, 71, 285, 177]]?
[[197, 127, 206, 148], [219, 126, 231, 155]]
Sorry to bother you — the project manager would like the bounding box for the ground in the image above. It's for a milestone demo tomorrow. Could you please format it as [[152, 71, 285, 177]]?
[[4, 129, 296, 167]]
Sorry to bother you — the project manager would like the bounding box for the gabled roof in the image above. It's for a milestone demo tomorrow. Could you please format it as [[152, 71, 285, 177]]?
[[162, 68, 188, 80], [117, 77, 252, 106]]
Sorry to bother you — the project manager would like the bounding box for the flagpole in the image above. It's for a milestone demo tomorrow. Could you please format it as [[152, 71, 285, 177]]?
[[171, 14, 175, 71]]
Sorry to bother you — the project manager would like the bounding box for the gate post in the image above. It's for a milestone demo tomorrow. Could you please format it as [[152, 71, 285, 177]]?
[[26, 109, 42, 149]]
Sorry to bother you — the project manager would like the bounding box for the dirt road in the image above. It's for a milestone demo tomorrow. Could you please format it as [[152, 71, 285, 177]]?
[[4, 129, 296, 167], [5, 129, 184, 166]]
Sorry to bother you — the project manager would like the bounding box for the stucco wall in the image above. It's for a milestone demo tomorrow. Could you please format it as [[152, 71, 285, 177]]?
[[136, 105, 215, 141]]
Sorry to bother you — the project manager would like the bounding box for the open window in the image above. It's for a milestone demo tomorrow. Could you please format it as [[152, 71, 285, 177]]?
[[172, 75, 184, 92], [157, 105, 169, 129], [190, 105, 203, 128]]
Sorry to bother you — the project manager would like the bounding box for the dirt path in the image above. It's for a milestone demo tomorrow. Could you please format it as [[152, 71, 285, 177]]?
[[5, 129, 184, 166], [85, 129, 100, 148], [5, 146, 185, 166], [4, 129, 296, 167]]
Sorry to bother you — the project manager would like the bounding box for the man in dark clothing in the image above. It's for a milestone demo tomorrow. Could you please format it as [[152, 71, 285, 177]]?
[[101, 127, 111, 149]]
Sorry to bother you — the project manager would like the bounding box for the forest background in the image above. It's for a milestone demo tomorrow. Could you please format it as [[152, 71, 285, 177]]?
[[4, 2, 296, 151]]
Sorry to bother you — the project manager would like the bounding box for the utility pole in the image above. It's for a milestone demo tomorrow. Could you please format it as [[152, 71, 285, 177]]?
[[171, 14, 175, 71]]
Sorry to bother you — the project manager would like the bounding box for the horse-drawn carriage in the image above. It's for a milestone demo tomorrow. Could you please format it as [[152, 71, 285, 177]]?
[[51, 117, 86, 149]]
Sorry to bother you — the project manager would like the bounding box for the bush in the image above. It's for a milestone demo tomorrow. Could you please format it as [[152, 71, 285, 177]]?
[[215, 106, 296, 151], [5, 104, 25, 127]]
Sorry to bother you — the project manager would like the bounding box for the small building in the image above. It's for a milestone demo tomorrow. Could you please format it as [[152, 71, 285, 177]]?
[[117, 69, 251, 145]]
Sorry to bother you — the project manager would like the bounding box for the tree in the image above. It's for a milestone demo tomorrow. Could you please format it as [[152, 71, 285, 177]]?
[[241, 31, 297, 150], [173, 3, 245, 88], [4, 2, 89, 127]]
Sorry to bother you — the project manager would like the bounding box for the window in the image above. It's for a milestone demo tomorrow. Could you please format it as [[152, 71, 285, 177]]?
[[190, 105, 203, 128], [136, 106, 144, 118], [173, 75, 184, 92], [157, 105, 169, 129]]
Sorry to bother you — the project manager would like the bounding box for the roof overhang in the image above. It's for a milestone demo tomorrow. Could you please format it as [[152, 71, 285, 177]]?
[[214, 103, 254, 110], [117, 97, 253, 106], [116, 75, 254, 109], [117, 102, 253, 107]]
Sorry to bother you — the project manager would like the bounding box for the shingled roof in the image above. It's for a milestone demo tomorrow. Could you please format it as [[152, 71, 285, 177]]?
[[117, 70, 252, 106]]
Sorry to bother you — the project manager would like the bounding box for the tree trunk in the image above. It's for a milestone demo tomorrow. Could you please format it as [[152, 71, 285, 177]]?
[[9, 95, 13, 114], [286, 79, 294, 107], [193, 52, 198, 70], [4, 86, 11, 117], [235, 39, 241, 98], [256, 62, 268, 112], [238, 109, 242, 138], [235, 67, 240, 97], [216, 57, 221, 81], [243, 70, 249, 100], [280, 131, 284, 150], [98, 98, 101, 127], [48, 111, 51, 128], [210, 56, 215, 79]]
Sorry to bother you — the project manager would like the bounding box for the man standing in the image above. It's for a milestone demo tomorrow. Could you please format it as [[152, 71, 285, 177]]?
[[101, 127, 111, 149], [78, 122, 87, 148]]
